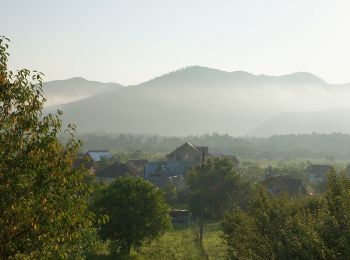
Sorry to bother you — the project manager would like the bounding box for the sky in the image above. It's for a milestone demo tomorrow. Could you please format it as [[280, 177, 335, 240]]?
[[2, 0, 350, 85]]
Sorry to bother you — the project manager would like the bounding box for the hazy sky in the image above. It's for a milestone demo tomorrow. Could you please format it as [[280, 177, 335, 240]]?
[[2, 0, 350, 85]]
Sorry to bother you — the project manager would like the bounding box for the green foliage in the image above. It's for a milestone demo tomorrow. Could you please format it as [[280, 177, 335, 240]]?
[[163, 181, 178, 205], [0, 36, 95, 258], [187, 158, 250, 219], [222, 169, 350, 259], [93, 176, 171, 256]]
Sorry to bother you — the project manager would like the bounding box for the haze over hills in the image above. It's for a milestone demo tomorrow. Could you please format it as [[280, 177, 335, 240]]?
[[250, 107, 350, 137], [43, 66, 350, 136], [43, 77, 124, 107]]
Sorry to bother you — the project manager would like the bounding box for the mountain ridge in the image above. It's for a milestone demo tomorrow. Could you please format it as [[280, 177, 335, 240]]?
[[43, 66, 350, 136]]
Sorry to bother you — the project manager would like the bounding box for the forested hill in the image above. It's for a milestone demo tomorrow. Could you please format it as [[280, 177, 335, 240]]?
[[78, 132, 350, 160], [44, 66, 350, 136]]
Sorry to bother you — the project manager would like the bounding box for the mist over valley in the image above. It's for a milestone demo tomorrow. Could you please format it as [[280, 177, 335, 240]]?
[[43, 66, 350, 136]]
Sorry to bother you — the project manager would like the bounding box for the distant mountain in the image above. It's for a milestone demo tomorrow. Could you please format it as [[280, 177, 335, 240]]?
[[139, 66, 326, 88], [43, 77, 124, 107], [46, 66, 350, 136], [249, 107, 350, 137]]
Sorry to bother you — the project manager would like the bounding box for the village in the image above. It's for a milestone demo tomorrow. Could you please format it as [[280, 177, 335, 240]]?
[[74, 142, 346, 198]]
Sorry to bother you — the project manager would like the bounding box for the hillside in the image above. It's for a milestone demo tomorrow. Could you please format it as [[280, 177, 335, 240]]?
[[47, 66, 350, 136]]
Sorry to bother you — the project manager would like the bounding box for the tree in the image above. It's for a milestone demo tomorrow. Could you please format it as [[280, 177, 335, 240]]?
[[0, 36, 96, 259], [222, 186, 327, 259], [93, 176, 170, 256], [222, 169, 350, 259], [187, 158, 249, 240]]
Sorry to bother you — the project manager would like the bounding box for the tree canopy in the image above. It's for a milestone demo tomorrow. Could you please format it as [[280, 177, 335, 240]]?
[[187, 158, 249, 219], [93, 176, 171, 256], [222, 169, 350, 259], [0, 36, 95, 259]]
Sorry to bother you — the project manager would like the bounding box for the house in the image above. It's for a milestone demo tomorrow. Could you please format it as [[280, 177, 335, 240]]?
[[260, 175, 314, 196], [95, 161, 139, 183], [146, 142, 239, 188], [167, 142, 239, 166], [305, 164, 333, 183], [167, 142, 208, 166]]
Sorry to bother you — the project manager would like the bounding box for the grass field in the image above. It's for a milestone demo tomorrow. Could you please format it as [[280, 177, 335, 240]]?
[[202, 222, 227, 260], [134, 224, 205, 260], [88, 222, 227, 259]]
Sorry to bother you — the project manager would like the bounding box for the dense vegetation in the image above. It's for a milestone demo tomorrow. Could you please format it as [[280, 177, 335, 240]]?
[[222, 170, 350, 259], [79, 132, 350, 160], [0, 37, 96, 258]]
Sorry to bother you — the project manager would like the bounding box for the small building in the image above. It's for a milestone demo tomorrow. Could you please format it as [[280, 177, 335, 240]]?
[[260, 175, 314, 196], [305, 164, 333, 183]]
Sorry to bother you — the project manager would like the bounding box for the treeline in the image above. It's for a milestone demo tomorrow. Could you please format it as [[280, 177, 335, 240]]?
[[78, 132, 350, 160]]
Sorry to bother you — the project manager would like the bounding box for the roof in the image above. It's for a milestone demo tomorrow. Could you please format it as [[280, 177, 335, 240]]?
[[167, 142, 202, 157], [96, 162, 137, 178], [260, 175, 314, 196], [86, 150, 113, 162]]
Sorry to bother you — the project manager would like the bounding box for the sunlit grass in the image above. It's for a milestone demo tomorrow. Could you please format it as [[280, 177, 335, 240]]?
[[202, 222, 227, 260], [134, 224, 205, 260]]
